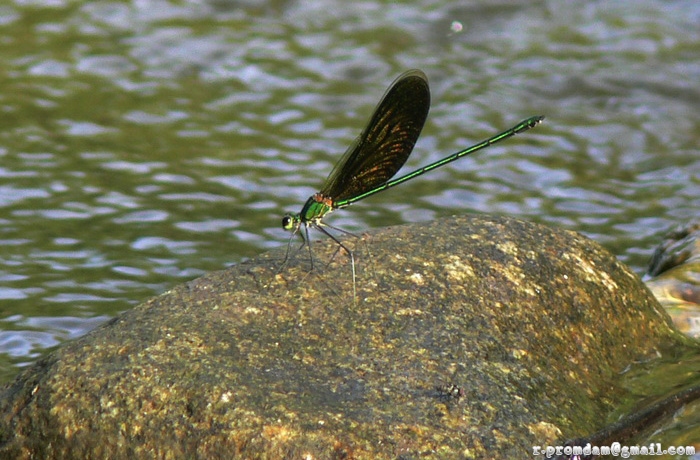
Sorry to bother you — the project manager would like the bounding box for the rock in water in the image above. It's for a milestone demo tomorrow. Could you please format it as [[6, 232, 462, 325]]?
[[0, 215, 685, 459]]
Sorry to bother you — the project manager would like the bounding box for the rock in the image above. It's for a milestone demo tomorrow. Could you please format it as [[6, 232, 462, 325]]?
[[646, 220, 700, 278], [0, 215, 685, 459], [644, 220, 700, 337]]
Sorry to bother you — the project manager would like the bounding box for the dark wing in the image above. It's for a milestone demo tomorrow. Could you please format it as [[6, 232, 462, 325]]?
[[320, 69, 430, 204]]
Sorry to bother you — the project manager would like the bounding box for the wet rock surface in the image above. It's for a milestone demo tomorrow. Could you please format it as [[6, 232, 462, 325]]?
[[0, 215, 686, 459], [645, 220, 700, 338]]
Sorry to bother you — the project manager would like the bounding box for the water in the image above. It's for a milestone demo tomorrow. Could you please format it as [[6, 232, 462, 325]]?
[[0, 0, 698, 386]]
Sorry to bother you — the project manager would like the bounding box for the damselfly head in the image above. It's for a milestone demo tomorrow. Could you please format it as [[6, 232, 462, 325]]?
[[282, 214, 301, 232]]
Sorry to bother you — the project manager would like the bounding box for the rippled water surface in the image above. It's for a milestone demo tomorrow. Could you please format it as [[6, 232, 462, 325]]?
[[0, 0, 699, 384]]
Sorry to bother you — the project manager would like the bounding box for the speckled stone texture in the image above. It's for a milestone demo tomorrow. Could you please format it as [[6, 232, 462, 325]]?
[[0, 215, 686, 459]]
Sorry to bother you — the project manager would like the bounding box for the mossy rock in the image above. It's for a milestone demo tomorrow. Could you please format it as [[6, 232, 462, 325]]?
[[0, 215, 685, 459]]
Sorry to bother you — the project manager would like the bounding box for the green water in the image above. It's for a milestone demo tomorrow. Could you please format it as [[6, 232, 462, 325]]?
[[0, 0, 698, 396]]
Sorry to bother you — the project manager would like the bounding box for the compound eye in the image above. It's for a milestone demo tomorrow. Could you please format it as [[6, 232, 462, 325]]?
[[282, 216, 291, 228]]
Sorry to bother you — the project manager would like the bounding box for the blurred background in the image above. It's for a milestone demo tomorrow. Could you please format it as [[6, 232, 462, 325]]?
[[0, 0, 698, 383]]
